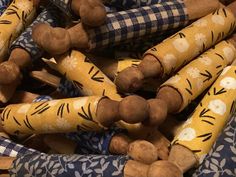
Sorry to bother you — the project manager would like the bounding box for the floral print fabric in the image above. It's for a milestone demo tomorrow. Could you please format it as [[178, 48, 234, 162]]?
[[193, 114, 236, 177], [145, 8, 236, 76], [9, 154, 129, 177], [1, 96, 104, 135], [173, 66, 236, 160], [66, 128, 126, 155], [162, 40, 236, 112], [46, 50, 122, 101]]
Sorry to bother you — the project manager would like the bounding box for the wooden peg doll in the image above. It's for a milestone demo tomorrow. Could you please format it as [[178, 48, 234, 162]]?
[[44, 127, 170, 160], [193, 113, 236, 177], [0, 0, 36, 63], [147, 63, 236, 177], [3, 139, 160, 177], [0, 2, 64, 103], [147, 35, 236, 126], [1, 95, 151, 135], [34, 51, 173, 132], [42, 51, 124, 101], [116, 2, 236, 93], [1, 138, 159, 177], [31, 0, 220, 55]]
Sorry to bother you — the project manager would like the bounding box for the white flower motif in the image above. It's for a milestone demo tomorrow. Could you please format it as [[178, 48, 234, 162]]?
[[177, 128, 196, 141], [220, 77, 236, 90], [195, 33, 207, 47], [56, 118, 72, 131], [42, 124, 55, 133], [15, 1, 32, 12], [208, 99, 226, 116], [186, 67, 200, 78], [167, 75, 181, 84], [173, 38, 190, 53], [199, 56, 212, 66], [221, 66, 231, 76], [211, 15, 225, 25], [163, 54, 177, 71], [17, 104, 31, 114], [223, 47, 235, 63], [196, 79, 204, 91], [184, 117, 193, 127], [193, 19, 208, 27], [61, 56, 78, 71], [73, 97, 88, 109]]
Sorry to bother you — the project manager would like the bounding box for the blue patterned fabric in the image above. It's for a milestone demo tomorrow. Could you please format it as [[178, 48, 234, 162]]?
[[32, 95, 53, 102], [9, 154, 129, 177], [57, 75, 81, 97], [114, 27, 181, 54], [192, 114, 236, 177], [66, 128, 126, 155], [0, 137, 40, 157], [86, 0, 188, 49], [0, 0, 11, 15], [104, 0, 169, 10], [10, 3, 63, 60]]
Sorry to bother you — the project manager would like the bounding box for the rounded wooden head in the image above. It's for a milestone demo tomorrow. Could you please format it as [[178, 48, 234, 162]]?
[[119, 95, 149, 123], [78, 0, 107, 27], [144, 99, 167, 126], [115, 67, 144, 93], [128, 140, 158, 164], [32, 23, 71, 55]]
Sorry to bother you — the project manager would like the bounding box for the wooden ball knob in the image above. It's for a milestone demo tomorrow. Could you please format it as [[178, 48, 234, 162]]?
[[128, 140, 158, 164], [119, 95, 149, 123], [115, 67, 144, 93]]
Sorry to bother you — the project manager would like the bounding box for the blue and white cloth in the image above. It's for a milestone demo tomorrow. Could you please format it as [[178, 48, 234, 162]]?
[[193, 114, 236, 177], [11, 3, 63, 61], [9, 154, 129, 177], [86, 0, 189, 49], [0, 137, 40, 157], [0, 0, 11, 15], [66, 128, 126, 155]]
